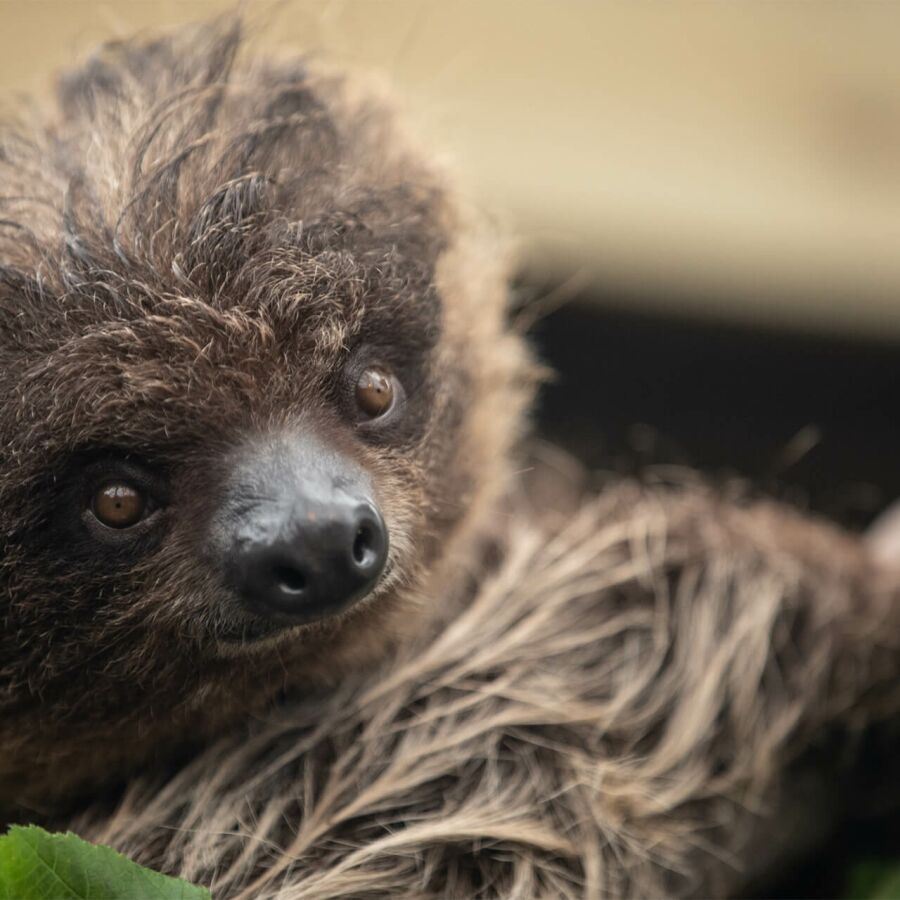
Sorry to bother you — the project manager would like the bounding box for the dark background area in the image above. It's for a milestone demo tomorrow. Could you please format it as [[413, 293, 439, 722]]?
[[533, 296, 900, 532]]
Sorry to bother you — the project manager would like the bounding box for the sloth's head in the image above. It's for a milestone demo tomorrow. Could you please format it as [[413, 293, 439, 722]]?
[[0, 21, 533, 807]]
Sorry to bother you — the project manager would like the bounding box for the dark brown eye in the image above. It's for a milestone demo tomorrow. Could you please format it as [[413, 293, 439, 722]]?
[[91, 481, 147, 529], [355, 366, 395, 418]]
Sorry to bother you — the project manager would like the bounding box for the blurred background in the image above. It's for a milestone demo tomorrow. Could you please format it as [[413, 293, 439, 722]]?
[[2, 4, 900, 891]]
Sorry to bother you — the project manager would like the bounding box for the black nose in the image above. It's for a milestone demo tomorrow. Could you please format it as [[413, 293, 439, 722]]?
[[218, 434, 390, 625], [230, 501, 388, 621]]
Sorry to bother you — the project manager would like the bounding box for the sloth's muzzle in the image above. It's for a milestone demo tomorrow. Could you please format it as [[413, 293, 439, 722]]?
[[215, 433, 388, 625]]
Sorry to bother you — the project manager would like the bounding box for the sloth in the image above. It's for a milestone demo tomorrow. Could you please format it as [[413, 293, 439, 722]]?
[[4, 17, 900, 898]]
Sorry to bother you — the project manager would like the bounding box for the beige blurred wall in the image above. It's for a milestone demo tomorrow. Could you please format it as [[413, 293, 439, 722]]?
[[2, 1, 900, 337]]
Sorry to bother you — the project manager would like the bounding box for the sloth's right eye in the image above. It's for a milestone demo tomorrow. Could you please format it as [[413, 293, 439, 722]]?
[[91, 481, 147, 529], [79, 458, 166, 542]]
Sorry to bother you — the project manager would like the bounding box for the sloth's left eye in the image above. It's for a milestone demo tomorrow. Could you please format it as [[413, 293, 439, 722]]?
[[91, 481, 147, 528], [355, 366, 396, 419]]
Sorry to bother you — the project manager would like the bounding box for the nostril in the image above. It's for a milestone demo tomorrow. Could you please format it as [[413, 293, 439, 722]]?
[[273, 563, 307, 595], [352, 517, 386, 570], [353, 524, 373, 566]]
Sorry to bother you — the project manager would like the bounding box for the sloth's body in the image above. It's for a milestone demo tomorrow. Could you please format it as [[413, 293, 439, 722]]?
[[2, 20, 900, 897], [75, 481, 900, 897]]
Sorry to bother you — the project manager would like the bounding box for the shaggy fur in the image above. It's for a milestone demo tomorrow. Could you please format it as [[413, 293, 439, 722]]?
[[0, 20, 532, 810], [73, 479, 900, 897]]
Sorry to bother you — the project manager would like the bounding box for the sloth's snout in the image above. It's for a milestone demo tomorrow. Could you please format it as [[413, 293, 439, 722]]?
[[231, 500, 388, 620], [220, 434, 389, 625]]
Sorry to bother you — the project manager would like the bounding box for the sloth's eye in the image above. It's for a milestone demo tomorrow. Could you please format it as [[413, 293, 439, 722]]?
[[355, 366, 395, 418], [91, 481, 147, 529]]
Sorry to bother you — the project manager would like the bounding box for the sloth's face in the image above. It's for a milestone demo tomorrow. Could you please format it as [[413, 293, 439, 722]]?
[[0, 22, 531, 807], [82, 361, 400, 641], [0, 264, 468, 682], [58, 353, 423, 646]]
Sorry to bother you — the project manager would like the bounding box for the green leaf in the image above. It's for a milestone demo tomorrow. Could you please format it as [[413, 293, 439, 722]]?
[[0, 826, 210, 900]]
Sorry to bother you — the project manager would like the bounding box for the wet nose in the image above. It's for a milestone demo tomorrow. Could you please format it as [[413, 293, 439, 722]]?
[[230, 501, 388, 621]]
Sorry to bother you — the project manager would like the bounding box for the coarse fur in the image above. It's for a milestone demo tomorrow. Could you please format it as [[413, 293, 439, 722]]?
[[0, 19, 533, 810], [73, 479, 900, 897]]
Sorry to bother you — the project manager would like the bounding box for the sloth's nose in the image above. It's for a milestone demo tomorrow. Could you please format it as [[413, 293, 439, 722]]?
[[219, 433, 389, 625], [230, 501, 388, 621]]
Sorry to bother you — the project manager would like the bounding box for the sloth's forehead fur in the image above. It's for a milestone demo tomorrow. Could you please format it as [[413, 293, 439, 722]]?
[[0, 21, 468, 460]]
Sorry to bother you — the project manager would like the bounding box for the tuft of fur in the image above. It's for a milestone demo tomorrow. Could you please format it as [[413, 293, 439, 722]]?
[[73, 480, 900, 898], [0, 19, 534, 810]]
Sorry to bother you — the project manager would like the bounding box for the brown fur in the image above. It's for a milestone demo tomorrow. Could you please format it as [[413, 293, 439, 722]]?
[[72, 479, 900, 897], [0, 20, 533, 810]]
